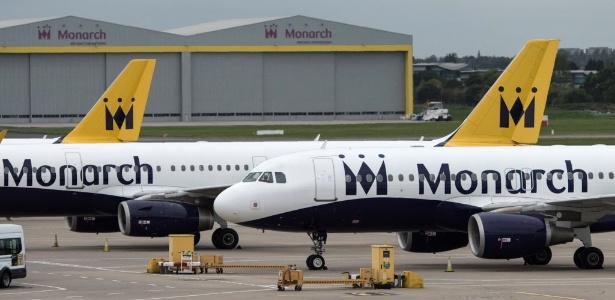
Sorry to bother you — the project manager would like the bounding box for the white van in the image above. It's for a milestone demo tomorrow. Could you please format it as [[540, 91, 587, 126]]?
[[0, 224, 26, 288]]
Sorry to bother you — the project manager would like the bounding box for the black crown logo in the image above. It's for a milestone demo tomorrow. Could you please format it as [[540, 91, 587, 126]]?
[[104, 97, 134, 130], [499, 86, 536, 128]]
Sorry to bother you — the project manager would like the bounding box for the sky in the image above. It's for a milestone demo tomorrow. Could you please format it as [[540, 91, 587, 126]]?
[[1, 0, 614, 58]]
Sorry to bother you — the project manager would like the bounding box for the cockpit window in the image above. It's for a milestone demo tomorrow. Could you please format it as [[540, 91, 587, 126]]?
[[242, 172, 262, 182], [275, 172, 286, 183], [258, 172, 274, 183]]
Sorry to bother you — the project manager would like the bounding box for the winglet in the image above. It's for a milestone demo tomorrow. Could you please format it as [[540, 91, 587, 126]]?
[[441, 39, 559, 146], [0, 129, 7, 143], [61, 59, 156, 143]]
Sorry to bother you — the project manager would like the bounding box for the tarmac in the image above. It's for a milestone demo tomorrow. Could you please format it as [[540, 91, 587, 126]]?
[[3, 217, 615, 299]]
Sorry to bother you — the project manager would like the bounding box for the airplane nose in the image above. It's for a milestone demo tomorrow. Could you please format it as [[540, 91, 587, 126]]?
[[214, 186, 243, 223]]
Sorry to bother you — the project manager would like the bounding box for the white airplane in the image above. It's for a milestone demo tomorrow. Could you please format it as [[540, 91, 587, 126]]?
[[1, 59, 156, 144], [0, 39, 558, 250], [214, 145, 615, 270]]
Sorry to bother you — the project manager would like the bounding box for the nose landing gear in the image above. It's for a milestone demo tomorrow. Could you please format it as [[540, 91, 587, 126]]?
[[306, 231, 328, 270]]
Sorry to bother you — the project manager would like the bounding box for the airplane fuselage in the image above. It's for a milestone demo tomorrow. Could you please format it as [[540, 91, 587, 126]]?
[[215, 145, 615, 233]]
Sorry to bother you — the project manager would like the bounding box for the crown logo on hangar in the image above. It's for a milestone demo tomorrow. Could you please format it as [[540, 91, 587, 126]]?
[[499, 86, 536, 128]]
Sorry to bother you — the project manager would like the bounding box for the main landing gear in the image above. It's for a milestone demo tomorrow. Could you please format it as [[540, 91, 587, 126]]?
[[306, 231, 328, 270], [572, 227, 604, 269], [211, 228, 239, 249], [523, 247, 552, 265]]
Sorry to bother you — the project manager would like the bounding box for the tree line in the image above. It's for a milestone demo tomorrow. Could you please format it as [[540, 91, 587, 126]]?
[[414, 50, 615, 110]]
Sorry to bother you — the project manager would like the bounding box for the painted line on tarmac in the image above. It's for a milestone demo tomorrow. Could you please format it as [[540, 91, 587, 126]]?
[[29, 260, 142, 274], [428, 277, 615, 287], [0, 282, 66, 295], [517, 291, 586, 300], [133, 288, 272, 300]]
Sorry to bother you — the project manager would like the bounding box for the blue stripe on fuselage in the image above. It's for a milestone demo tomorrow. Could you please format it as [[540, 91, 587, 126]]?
[[0, 187, 125, 217], [238, 197, 482, 233]]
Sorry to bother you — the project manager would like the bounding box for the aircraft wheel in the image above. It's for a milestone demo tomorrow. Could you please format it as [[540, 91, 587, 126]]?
[[573, 247, 584, 268], [193, 232, 201, 245], [211, 228, 239, 249], [579, 247, 604, 269], [524, 247, 552, 265], [0, 271, 10, 288], [306, 254, 325, 270]]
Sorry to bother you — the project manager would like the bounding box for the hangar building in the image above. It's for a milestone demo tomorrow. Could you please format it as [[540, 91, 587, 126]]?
[[0, 15, 413, 123]]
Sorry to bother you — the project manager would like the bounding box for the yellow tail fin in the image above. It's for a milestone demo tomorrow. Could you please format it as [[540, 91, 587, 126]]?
[[61, 59, 156, 143], [442, 39, 559, 146]]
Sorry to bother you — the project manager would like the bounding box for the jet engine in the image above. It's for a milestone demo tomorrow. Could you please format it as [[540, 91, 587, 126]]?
[[65, 216, 120, 233], [468, 212, 574, 259], [118, 200, 214, 238], [397, 231, 468, 253]]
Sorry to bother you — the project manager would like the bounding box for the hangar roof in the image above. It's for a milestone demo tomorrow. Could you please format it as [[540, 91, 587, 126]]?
[[0, 15, 412, 48], [166, 17, 282, 35]]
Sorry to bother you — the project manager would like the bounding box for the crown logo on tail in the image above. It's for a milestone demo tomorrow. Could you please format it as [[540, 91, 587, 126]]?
[[499, 86, 536, 128], [105, 98, 134, 130]]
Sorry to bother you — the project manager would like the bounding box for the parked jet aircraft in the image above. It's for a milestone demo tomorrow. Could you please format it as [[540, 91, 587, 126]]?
[[0, 39, 558, 251], [214, 145, 615, 270], [1, 59, 155, 144]]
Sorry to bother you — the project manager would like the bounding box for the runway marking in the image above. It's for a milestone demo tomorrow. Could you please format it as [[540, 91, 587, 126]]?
[[517, 291, 587, 300], [133, 288, 272, 299], [0, 283, 66, 295], [29, 260, 141, 274]]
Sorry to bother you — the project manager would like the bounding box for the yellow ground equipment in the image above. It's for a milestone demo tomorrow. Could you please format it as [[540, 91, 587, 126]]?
[[276, 244, 423, 291]]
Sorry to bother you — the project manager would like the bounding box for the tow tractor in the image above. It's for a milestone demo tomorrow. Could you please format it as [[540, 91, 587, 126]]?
[[411, 101, 452, 121]]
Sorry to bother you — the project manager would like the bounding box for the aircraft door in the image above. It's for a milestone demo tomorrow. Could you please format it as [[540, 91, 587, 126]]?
[[64, 152, 84, 189], [313, 158, 336, 201], [252, 156, 267, 168]]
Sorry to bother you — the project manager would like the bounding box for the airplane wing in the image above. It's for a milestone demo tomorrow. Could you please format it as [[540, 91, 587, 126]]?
[[130, 184, 230, 204], [481, 194, 615, 223]]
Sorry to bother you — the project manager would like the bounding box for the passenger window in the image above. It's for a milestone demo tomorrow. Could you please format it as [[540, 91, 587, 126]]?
[[357, 175, 363, 183], [275, 172, 286, 183], [235, 165, 240, 171], [599, 172, 604, 179], [610, 172, 614, 180], [429, 174, 435, 181], [217, 165, 222, 171], [208, 165, 213, 171], [199, 165, 204, 171], [244, 165, 249, 171], [226, 165, 231, 171], [366, 174, 373, 182], [345, 175, 352, 183], [190, 165, 195, 171], [156, 166, 161, 172], [387, 174, 393, 182], [471, 174, 477, 181], [398, 174, 403, 182], [439, 173, 446, 181], [258, 172, 274, 183], [181, 165, 186, 171], [588, 172, 594, 180], [171, 166, 176, 171], [243, 172, 262, 182], [536, 173, 542, 180], [377, 174, 383, 182], [408, 174, 414, 181], [451, 173, 456, 181]]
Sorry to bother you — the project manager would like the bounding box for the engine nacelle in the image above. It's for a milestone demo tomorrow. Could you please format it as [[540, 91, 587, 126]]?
[[468, 212, 574, 259], [118, 200, 214, 237], [65, 216, 120, 233], [397, 231, 468, 253]]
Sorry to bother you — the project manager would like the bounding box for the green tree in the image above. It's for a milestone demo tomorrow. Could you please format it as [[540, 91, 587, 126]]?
[[416, 78, 443, 102], [584, 65, 615, 103]]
